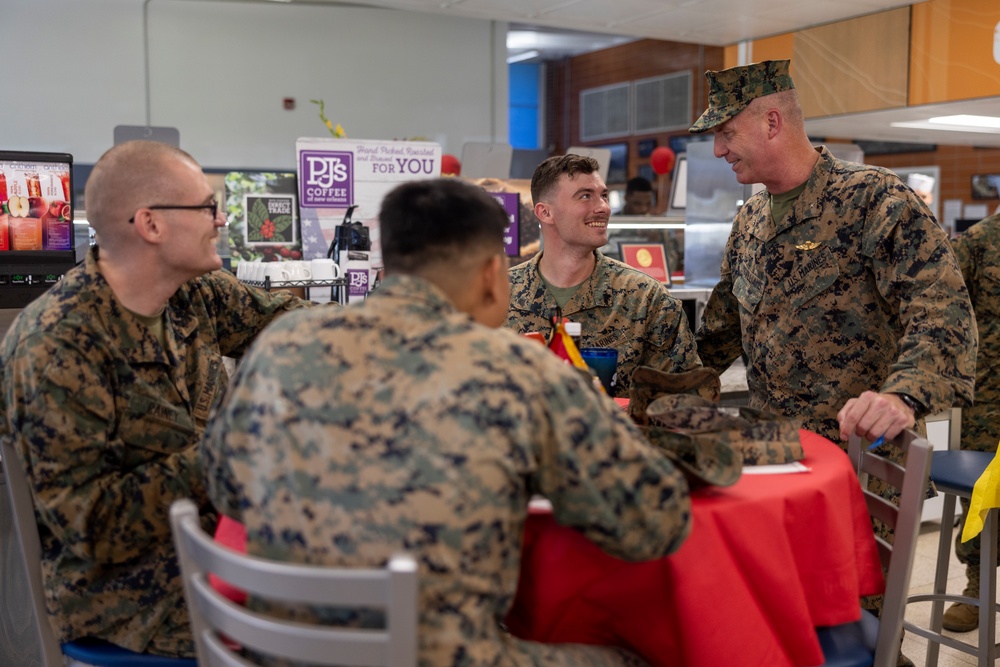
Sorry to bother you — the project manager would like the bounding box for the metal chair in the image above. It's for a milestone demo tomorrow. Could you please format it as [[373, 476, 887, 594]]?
[[816, 429, 933, 667], [170, 499, 419, 667], [0, 436, 196, 667], [903, 448, 999, 667]]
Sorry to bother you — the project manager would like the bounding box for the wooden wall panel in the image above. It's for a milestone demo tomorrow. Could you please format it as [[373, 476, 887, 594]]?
[[792, 8, 910, 117], [910, 0, 1000, 105]]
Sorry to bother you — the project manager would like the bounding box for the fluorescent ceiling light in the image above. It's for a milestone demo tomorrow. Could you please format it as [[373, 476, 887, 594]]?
[[506, 50, 540, 64], [929, 114, 1000, 129], [891, 114, 1000, 134]]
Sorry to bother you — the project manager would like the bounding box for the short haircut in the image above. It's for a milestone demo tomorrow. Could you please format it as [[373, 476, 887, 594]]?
[[86, 141, 198, 236], [530, 154, 600, 204], [626, 176, 653, 194], [379, 178, 508, 273]]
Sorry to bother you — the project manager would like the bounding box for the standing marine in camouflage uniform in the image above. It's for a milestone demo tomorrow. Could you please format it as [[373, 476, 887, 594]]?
[[942, 213, 1000, 631], [202, 178, 692, 667], [506, 155, 701, 398], [0, 141, 309, 658], [689, 61, 977, 667], [690, 59, 975, 447]]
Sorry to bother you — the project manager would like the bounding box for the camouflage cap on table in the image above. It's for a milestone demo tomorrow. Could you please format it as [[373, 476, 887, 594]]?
[[689, 59, 795, 133], [628, 366, 721, 426], [647, 394, 804, 466]]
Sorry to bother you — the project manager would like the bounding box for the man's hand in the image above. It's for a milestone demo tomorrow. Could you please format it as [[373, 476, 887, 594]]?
[[837, 391, 916, 443]]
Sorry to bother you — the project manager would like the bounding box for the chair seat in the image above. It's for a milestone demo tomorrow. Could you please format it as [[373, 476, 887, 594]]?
[[930, 450, 995, 496], [62, 638, 197, 666], [817, 609, 878, 667]]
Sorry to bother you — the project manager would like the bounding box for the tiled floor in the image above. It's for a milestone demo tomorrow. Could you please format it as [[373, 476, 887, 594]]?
[[902, 520, 995, 666]]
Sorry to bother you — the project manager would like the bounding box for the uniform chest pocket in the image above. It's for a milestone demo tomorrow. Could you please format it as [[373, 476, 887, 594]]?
[[733, 273, 763, 315], [781, 246, 840, 311], [118, 393, 196, 454]]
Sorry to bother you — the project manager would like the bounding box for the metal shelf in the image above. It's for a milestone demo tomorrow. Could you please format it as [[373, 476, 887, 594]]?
[[241, 277, 348, 290], [241, 276, 350, 306]]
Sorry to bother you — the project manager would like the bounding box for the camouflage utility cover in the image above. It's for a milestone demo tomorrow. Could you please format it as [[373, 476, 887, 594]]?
[[202, 274, 691, 667], [505, 250, 702, 398], [952, 213, 1000, 453], [696, 147, 977, 444], [689, 59, 795, 133], [647, 394, 804, 467], [0, 247, 307, 656]]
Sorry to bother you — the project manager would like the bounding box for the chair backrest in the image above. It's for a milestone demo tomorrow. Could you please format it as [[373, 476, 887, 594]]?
[[847, 429, 932, 667], [170, 499, 419, 667], [0, 435, 66, 667]]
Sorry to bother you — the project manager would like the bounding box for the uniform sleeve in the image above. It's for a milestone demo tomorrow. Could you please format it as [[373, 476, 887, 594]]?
[[4, 333, 212, 565], [639, 290, 702, 373], [527, 349, 692, 561], [202, 270, 316, 359], [695, 256, 744, 374], [865, 195, 977, 413]]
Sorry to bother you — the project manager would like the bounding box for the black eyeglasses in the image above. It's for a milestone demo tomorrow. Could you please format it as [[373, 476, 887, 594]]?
[[129, 200, 219, 223]]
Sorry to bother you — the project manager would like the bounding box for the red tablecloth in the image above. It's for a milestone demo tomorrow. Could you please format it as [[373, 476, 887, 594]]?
[[502, 430, 884, 667], [213, 429, 881, 667]]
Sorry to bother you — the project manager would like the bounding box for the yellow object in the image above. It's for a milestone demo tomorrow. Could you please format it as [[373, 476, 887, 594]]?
[[961, 441, 1000, 542], [310, 99, 347, 138]]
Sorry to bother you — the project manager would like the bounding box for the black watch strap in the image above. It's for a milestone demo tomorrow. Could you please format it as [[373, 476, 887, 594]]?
[[894, 392, 926, 419]]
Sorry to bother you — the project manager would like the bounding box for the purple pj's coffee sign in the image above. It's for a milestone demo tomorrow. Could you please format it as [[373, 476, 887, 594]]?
[[489, 192, 520, 257], [299, 150, 354, 207]]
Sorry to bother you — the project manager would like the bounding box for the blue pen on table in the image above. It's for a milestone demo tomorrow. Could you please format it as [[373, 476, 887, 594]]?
[[868, 435, 885, 451]]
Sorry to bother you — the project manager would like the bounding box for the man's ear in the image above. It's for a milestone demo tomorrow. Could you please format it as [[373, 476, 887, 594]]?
[[130, 209, 164, 245], [534, 200, 553, 225], [480, 254, 505, 303], [466, 253, 508, 327], [765, 108, 782, 139]]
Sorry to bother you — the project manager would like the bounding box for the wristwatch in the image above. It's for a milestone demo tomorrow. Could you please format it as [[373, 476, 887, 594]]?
[[893, 392, 926, 420]]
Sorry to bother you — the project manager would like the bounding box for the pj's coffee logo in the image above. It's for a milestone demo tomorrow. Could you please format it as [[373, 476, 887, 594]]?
[[299, 150, 353, 208]]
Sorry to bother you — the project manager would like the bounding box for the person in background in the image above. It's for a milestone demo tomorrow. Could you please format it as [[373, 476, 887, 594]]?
[[906, 172, 936, 210], [941, 211, 1000, 632], [201, 177, 691, 666], [689, 59, 977, 667], [0, 140, 311, 658], [505, 154, 701, 398], [620, 176, 654, 215]]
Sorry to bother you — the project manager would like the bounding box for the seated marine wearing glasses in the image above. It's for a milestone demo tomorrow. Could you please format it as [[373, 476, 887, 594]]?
[[0, 140, 311, 659]]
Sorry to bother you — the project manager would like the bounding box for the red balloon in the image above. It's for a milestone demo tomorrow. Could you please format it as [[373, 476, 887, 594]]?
[[441, 154, 462, 176], [650, 146, 676, 176]]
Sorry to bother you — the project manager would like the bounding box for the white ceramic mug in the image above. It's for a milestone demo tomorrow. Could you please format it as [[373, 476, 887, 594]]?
[[263, 262, 286, 284], [280, 261, 312, 282], [310, 258, 341, 281]]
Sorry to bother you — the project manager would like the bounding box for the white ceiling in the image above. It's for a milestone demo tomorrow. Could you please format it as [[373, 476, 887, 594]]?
[[284, 0, 1000, 147]]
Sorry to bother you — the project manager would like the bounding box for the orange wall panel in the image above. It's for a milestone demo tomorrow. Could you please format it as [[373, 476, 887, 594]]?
[[910, 0, 1000, 104]]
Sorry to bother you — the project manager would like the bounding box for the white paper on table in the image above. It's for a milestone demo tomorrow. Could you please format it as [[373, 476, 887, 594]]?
[[741, 461, 812, 475]]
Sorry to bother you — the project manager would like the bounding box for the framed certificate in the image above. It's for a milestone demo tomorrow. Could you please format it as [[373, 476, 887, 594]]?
[[620, 243, 671, 285]]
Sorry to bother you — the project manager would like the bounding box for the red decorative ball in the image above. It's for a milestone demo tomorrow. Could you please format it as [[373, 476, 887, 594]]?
[[650, 146, 676, 176], [441, 154, 462, 176]]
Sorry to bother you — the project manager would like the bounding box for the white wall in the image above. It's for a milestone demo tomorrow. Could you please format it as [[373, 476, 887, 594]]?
[[0, 0, 508, 169]]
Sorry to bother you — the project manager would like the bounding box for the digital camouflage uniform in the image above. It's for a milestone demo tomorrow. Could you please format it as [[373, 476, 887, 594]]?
[[202, 274, 692, 667], [696, 147, 977, 445], [505, 250, 701, 398], [950, 213, 1000, 566], [0, 246, 308, 657]]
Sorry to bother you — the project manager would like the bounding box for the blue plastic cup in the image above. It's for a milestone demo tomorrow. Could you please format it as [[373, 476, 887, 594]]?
[[580, 347, 618, 394]]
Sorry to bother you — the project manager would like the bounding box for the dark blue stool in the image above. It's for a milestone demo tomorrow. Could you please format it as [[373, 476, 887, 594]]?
[[62, 638, 197, 666], [904, 450, 998, 667]]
